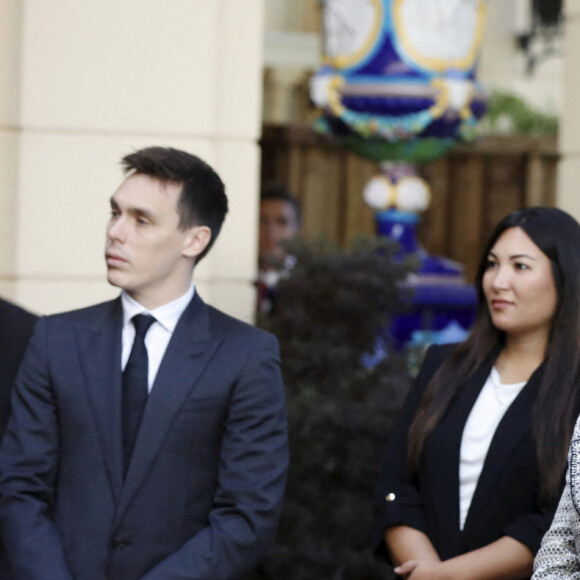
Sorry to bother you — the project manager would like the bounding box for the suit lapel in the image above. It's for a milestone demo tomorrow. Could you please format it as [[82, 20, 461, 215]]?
[[76, 299, 124, 502], [116, 293, 223, 519], [462, 364, 542, 536]]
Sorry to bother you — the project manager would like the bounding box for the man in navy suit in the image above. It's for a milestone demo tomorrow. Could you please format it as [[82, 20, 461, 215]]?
[[0, 147, 289, 580]]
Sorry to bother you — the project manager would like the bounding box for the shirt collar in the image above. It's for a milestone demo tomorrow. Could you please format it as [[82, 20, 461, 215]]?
[[121, 283, 195, 333]]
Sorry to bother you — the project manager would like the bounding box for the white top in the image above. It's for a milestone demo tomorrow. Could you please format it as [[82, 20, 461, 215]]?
[[121, 283, 195, 391], [458, 367, 526, 529]]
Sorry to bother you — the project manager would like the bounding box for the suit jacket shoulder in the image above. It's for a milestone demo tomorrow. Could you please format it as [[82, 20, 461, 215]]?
[[204, 302, 277, 343], [43, 298, 121, 325]]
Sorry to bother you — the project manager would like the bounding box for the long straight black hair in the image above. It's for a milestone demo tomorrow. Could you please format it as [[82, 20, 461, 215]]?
[[407, 206, 580, 502]]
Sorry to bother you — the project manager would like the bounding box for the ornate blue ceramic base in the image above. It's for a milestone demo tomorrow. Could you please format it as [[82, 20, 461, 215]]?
[[377, 210, 477, 348]]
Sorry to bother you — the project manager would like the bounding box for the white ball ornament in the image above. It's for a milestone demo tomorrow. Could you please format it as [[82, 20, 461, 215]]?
[[395, 177, 431, 213], [363, 176, 393, 211]]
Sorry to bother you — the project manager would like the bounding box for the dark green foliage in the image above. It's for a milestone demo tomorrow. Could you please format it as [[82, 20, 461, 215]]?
[[482, 90, 559, 137], [251, 237, 415, 580]]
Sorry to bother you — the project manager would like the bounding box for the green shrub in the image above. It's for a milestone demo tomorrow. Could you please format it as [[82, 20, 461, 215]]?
[[251, 237, 416, 580]]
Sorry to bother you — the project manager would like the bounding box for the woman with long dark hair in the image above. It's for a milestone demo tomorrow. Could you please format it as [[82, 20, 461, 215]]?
[[374, 207, 580, 579]]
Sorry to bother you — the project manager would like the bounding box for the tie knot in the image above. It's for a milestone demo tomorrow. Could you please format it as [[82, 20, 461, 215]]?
[[132, 314, 156, 338]]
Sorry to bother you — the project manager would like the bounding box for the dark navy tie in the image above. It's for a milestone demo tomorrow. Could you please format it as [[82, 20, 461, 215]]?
[[122, 313, 156, 474]]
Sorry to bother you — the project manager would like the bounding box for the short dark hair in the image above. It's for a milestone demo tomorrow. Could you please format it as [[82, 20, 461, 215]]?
[[260, 184, 301, 226], [121, 146, 228, 262]]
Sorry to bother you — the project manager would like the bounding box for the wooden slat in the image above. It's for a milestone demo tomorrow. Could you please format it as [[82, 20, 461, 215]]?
[[300, 146, 344, 243], [526, 153, 544, 207], [449, 155, 485, 282], [286, 144, 303, 196], [484, 156, 526, 235], [343, 154, 379, 244], [299, 0, 322, 34], [421, 157, 451, 257], [541, 157, 558, 206]]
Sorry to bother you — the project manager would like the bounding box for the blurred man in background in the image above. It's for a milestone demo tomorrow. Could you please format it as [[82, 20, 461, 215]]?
[[257, 185, 301, 315]]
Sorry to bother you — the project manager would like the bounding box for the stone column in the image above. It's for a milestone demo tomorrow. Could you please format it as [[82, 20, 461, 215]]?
[[557, 0, 580, 219], [0, 1, 23, 294], [0, 0, 264, 323]]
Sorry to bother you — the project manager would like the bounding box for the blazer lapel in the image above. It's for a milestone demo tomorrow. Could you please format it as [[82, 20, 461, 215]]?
[[462, 364, 543, 536], [427, 353, 497, 556], [76, 299, 124, 502], [116, 294, 223, 519]]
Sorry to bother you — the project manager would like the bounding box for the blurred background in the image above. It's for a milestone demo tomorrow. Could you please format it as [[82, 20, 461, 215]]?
[[0, 0, 576, 323]]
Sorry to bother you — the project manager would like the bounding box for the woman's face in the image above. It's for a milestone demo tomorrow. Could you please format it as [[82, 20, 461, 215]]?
[[482, 227, 558, 341]]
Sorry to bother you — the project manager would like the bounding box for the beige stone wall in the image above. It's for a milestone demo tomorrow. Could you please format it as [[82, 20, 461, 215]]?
[[478, 1, 563, 115], [0, 1, 23, 285], [556, 0, 580, 220], [0, 0, 265, 323]]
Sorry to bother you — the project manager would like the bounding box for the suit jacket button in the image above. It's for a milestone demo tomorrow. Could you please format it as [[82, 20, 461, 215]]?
[[112, 539, 130, 551], [385, 492, 396, 502]]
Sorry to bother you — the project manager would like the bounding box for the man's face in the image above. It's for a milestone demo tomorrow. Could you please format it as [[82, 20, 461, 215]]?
[[105, 174, 198, 308], [259, 199, 299, 267]]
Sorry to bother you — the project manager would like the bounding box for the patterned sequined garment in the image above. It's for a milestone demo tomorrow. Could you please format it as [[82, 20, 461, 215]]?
[[533, 418, 580, 578]]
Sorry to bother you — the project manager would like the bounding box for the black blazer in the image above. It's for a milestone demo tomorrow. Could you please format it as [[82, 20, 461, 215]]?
[[0, 298, 37, 440], [374, 343, 557, 563]]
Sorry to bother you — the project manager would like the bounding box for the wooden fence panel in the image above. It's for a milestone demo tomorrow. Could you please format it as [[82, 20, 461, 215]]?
[[420, 157, 451, 256], [450, 155, 485, 280], [260, 124, 559, 283]]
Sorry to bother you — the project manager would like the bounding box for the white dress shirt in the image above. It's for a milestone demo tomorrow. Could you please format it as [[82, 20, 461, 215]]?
[[121, 284, 195, 391]]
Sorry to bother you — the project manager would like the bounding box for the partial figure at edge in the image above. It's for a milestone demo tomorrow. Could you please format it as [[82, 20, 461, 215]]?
[[0, 298, 37, 441]]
